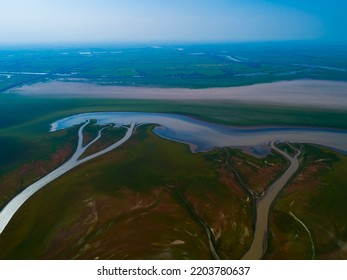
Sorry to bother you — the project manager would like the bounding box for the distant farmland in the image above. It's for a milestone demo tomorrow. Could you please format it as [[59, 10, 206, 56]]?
[[1, 43, 347, 92]]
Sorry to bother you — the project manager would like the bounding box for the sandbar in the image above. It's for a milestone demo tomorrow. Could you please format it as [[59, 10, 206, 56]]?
[[7, 79, 347, 109]]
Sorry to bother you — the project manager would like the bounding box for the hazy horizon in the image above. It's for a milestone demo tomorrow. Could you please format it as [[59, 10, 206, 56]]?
[[1, 0, 346, 45]]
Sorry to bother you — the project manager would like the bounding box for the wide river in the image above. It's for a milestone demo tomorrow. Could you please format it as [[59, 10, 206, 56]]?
[[51, 112, 347, 153]]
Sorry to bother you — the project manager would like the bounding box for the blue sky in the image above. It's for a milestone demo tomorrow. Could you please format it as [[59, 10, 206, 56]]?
[[0, 0, 346, 44]]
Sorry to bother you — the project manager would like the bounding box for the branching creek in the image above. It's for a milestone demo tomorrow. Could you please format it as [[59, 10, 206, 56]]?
[[1, 112, 347, 259], [242, 143, 301, 259]]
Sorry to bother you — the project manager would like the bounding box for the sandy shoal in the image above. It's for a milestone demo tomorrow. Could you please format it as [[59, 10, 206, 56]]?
[[8, 79, 347, 109]]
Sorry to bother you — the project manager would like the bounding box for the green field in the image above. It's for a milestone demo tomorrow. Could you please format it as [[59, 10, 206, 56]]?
[[1, 43, 347, 91]]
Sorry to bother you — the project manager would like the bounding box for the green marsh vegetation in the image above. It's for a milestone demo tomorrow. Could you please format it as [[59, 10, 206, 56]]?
[[1, 43, 347, 91], [1, 96, 347, 258], [0, 125, 250, 259], [267, 145, 347, 259]]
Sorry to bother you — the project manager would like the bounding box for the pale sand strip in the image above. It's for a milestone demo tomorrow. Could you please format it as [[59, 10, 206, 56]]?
[[8, 79, 347, 109]]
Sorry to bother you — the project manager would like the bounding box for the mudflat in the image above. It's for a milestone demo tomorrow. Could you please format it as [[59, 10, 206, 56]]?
[[8, 79, 347, 109]]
